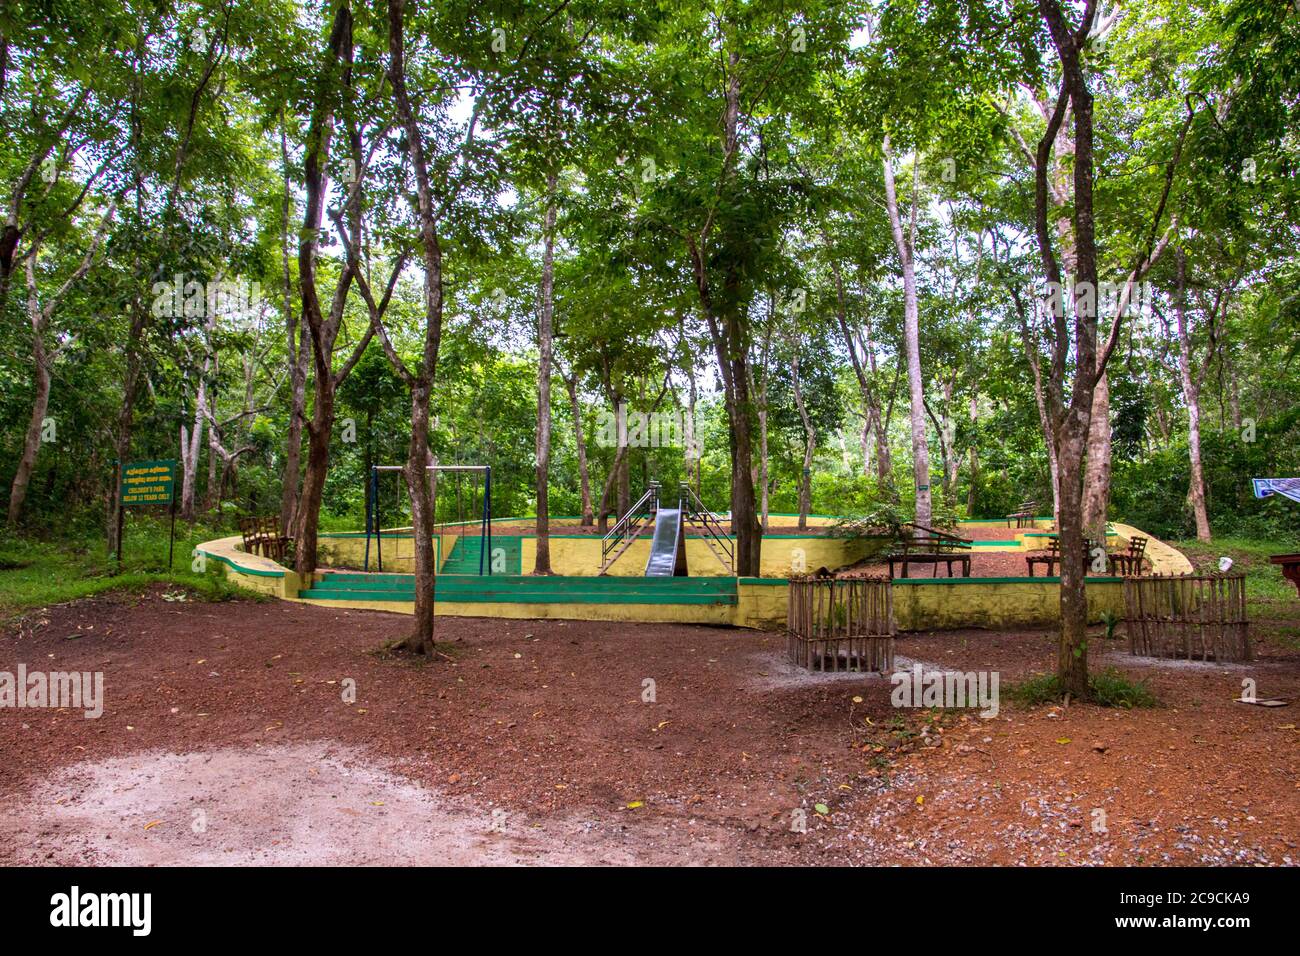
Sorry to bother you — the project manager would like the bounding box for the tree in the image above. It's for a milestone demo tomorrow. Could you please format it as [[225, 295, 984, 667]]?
[[291, 1, 375, 577], [881, 142, 933, 530]]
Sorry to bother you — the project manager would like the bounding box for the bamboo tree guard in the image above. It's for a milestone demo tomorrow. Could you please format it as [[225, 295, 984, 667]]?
[[1123, 573, 1251, 662], [787, 577, 895, 673]]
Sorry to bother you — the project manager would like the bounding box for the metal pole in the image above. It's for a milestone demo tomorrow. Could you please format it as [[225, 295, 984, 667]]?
[[113, 459, 125, 573], [485, 466, 492, 576], [376, 467, 383, 572], [478, 468, 485, 576], [168, 485, 176, 570], [364, 466, 374, 571]]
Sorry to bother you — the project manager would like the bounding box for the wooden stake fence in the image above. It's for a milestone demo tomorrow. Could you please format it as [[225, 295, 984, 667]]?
[[1123, 573, 1251, 662], [787, 577, 895, 673]]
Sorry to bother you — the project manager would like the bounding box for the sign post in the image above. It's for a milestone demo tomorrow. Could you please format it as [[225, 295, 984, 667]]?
[[119, 459, 177, 569]]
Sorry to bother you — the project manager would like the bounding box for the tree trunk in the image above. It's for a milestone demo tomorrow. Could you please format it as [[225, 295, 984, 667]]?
[[106, 307, 148, 559], [684, 364, 700, 494], [941, 378, 958, 494], [882, 139, 931, 530], [682, 47, 761, 575], [1055, 420, 1091, 699], [832, 258, 893, 494], [715, 291, 763, 574], [791, 349, 814, 530], [1081, 369, 1111, 538], [617, 448, 630, 518], [7, 336, 50, 527], [725, 383, 763, 574], [533, 172, 557, 573], [757, 385, 769, 530], [206, 416, 220, 510], [966, 389, 979, 515], [291, 1, 359, 576], [294, 377, 335, 574], [1037, 0, 1102, 699], [596, 442, 628, 533], [279, 118, 308, 533], [385, 0, 451, 655], [1174, 247, 1211, 541], [565, 373, 593, 526], [180, 375, 206, 521], [404, 382, 438, 655]]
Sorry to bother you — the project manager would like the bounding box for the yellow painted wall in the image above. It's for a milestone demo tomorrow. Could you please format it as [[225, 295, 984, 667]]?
[[288, 577, 1125, 631], [1111, 522, 1193, 574], [891, 579, 1124, 630], [316, 528, 884, 577], [198, 521, 1175, 633], [315, 531, 455, 573], [195, 535, 302, 598]]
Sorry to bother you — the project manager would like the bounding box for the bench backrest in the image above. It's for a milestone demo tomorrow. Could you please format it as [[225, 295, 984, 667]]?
[[897, 523, 972, 553]]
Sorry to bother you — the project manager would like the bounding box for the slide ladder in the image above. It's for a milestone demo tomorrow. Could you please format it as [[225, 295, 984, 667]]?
[[599, 483, 659, 575], [680, 482, 734, 575]]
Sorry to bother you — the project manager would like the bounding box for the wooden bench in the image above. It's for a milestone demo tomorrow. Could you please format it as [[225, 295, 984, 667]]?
[[1108, 535, 1148, 576], [1270, 553, 1300, 595], [1026, 537, 1110, 577], [1006, 499, 1037, 529], [238, 515, 291, 561], [1025, 539, 1059, 576], [887, 524, 973, 579]]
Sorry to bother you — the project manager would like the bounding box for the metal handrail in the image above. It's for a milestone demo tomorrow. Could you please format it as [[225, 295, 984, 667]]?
[[601, 483, 659, 565], [680, 482, 734, 570]]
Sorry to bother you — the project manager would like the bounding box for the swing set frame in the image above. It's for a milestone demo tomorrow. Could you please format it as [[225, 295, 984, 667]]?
[[365, 464, 493, 574]]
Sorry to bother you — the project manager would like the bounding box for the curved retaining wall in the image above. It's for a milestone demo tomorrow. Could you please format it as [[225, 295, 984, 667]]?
[[196, 520, 1186, 632]]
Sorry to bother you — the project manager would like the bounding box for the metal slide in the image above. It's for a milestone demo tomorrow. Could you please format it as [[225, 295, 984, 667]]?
[[644, 502, 684, 576]]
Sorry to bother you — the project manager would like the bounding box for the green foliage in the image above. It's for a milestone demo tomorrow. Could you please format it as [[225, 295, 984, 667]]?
[[1007, 669, 1160, 709], [0, 0, 1297, 582], [0, 519, 261, 619]]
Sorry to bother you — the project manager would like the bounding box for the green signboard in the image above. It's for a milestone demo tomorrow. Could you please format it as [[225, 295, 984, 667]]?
[[120, 459, 176, 506]]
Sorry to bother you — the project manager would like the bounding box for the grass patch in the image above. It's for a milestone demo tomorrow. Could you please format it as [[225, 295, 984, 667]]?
[[1006, 667, 1159, 709], [1171, 537, 1300, 636], [0, 523, 262, 621], [1172, 536, 1297, 604]]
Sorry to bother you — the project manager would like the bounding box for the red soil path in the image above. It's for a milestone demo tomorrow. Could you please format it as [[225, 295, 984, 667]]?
[[2, 585, 1296, 865]]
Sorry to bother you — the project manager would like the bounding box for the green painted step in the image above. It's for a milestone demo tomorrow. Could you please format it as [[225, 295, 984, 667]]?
[[302, 571, 738, 606], [440, 535, 522, 574], [307, 585, 737, 598], [319, 572, 734, 591], [307, 587, 737, 600], [299, 587, 736, 606]]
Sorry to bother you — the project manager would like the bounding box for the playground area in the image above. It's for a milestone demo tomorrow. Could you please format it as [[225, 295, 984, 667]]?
[[198, 485, 1197, 635]]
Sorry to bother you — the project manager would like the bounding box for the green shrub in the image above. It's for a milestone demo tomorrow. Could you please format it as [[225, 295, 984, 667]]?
[[1006, 668, 1159, 708]]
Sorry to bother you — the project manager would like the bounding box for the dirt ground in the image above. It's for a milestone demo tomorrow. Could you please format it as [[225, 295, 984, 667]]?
[[846, 550, 1063, 578], [1, 586, 1296, 866]]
